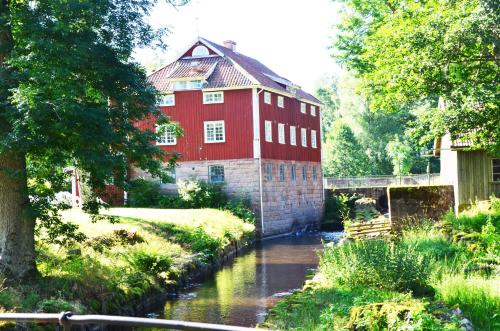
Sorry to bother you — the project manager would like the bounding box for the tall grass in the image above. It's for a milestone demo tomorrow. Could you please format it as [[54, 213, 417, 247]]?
[[436, 274, 500, 331]]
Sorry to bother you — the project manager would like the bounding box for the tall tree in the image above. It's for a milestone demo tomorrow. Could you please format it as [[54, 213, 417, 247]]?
[[316, 78, 340, 139], [333, 0, 499, 153], [0, 0, 177, 277], [323, 120, 370, 177]]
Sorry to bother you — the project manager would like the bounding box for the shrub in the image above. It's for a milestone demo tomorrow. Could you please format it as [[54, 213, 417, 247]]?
[[127, 179, 161, 207], [128, 248, 172, 276], [224, 198, 256, 224], [323, 192, 358, 230], [436, 274, 500, 330], [321, 240, 433, 295], [178, 179, 227, 208], [157, 194, 187, 208]]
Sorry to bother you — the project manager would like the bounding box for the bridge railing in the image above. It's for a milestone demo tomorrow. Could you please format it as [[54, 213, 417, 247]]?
[[0, 312, 261, 331], [324, 174, 444, 189]]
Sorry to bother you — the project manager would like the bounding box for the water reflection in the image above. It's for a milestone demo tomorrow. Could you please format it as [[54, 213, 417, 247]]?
[[159, 233, 324, 327]]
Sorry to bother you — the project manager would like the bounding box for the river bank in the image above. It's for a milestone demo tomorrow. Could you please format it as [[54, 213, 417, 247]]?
[[263, 199, 500, 330], [0, 208, 254, 329]]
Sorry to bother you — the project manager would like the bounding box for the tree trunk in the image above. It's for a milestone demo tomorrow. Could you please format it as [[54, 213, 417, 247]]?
[[0, 0, 37, 278], [0, 152, 36, 278]]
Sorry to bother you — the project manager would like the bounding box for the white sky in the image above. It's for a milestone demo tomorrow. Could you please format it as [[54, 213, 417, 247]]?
[[135, 0, 343, 94]]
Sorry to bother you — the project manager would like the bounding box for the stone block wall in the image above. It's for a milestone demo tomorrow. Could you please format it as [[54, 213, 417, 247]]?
[[260, 159, 324, 236], [388, 185, 455, 229]]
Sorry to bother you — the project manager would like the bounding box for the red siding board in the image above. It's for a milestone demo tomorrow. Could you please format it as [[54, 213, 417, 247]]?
[[260, 92, 321, 162], [138, 89, 254, 162]]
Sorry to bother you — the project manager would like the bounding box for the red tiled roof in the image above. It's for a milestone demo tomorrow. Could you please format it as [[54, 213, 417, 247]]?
[[148, 38, 321, 104]]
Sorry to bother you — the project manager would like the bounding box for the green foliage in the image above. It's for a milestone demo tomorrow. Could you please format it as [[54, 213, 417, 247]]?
[[321, 240, 433, 295], [333, 0, 499, 153], [178, 179, 228, 209], [323, 192, 356, 230], [315, 78, 340, 138], [323, 120, 371, 176], [386, 135, 415, 176], [436, 275, 500, 330], [224, 198, 256, 225], [128, 248, 173, 276], [127, 178, 162, 207]]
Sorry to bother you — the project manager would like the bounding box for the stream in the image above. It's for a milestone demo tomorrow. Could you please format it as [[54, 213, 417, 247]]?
[[150, 232, 341, 328]]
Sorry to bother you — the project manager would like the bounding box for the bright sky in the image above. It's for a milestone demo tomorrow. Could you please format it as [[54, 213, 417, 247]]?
[[135, 0, 343, 94]]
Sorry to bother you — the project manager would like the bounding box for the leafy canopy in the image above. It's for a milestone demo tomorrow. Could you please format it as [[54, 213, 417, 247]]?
[[333, 0, 499, 154], [1, 0, 181, 239]]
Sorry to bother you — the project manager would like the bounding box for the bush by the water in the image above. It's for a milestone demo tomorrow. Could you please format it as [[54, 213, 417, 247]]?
[[321, 239, 433, 295], [323, 192, 358, 230]]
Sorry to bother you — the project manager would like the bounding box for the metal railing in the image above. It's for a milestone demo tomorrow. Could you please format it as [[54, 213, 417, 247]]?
[[324, 174, 446, 189], [0, 312, 262, 331]]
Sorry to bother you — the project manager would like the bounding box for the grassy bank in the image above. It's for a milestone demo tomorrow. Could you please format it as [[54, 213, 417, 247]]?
[[0, 208, 254, 318], [264, 198, 500, 330]]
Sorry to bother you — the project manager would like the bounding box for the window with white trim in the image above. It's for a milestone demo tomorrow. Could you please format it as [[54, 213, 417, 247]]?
[[302, 165, 307, 181], [291, 164, 297, 181], [204, 121, 225, 143], [279, 164, 285, 182], [158, 94, 175, 106], [265, 121, 272, 142], [174, 80, 203, 90], [277, 96, 284, 108], [264, 92, 272, 104], [301, 128, 307, 147], [290, 126, 297, 146], [311, 130, 317, 148], [203, 91, 224, 104], [311, 105, 316, 116], [493, 158, 500, 182], [312, 167, 318, 181], [266, 163, 273, 181], [209, 165, 225, 183], [156, 125, 177, 145], [278, 123, 285, 144], [300, 103, 306, 114]]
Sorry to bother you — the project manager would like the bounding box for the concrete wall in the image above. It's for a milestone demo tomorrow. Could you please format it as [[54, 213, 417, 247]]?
[[388, 185, 454, 228], [131, 158, 324, 238]]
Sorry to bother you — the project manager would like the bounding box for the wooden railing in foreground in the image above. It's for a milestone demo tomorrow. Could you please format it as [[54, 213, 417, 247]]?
[[345, 218, 392, 239], [0, 312, 263, 331]]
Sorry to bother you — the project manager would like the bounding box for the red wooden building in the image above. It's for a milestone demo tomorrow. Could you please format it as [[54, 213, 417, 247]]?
[[134, 38, 324, 237]]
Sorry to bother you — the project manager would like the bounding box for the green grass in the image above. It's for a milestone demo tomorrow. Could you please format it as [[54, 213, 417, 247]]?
[[0, 208, 254, 319], [435, 274, 500, 331]]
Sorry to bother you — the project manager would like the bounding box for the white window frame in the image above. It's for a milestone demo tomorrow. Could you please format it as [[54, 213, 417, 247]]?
[[311, 130, 317, 148], [278, 123, 285, 144], [265, 120, 273, 142], [301, 128, 307, 147], [302, 165, 307, 181], [204, 120, 225, 143], [156, 124, 177, 146], [300, 103, 306, 114], [290, 126, 297, 146], [264, 91, 272, 105], [158, 94, 175, 107], [208, 165, 225, 183], [203, 91, 224, 104], [493, 158, 500, 182], [311, 105, 316, 116], [279, 163, 285, 182], [312, 167, 318, 181], [277, 96, 284, 108]]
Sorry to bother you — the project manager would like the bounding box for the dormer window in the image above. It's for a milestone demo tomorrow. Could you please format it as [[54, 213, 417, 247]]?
[[192, 45, 209, 57], [174, 80, 204, 91]]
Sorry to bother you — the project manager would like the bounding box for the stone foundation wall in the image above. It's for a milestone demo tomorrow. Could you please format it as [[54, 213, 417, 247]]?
[[260, 159, 324, 236], [130, 158, 325, 237]]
